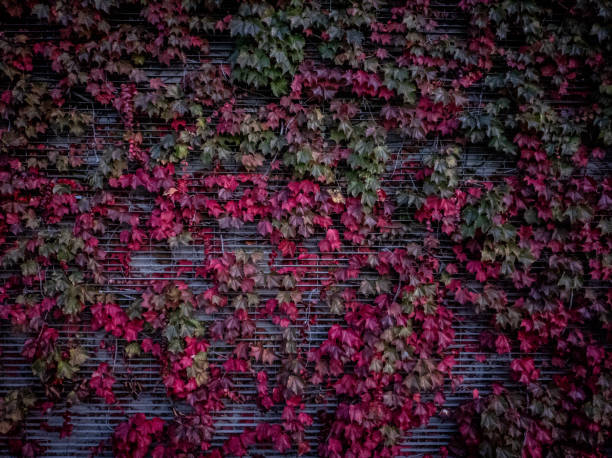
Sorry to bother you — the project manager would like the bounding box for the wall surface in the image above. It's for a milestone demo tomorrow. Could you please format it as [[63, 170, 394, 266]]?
[[0, 1, 611, 457]]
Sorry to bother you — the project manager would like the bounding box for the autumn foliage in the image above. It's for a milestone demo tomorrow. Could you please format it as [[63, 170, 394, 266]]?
[[0, 0, 611, 457]]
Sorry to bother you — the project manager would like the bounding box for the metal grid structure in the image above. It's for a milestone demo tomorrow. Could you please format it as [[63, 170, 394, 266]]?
[[1, 2, 610, 457]]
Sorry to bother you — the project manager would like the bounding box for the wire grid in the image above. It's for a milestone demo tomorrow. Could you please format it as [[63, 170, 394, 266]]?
[[0, 2, 607, 457]]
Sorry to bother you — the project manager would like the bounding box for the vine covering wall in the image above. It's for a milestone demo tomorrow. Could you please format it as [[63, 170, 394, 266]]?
[[0, 0, 611, 456]]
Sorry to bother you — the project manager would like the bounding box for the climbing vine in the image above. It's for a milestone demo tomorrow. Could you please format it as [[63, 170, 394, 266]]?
[[0, 0, 610, 457]]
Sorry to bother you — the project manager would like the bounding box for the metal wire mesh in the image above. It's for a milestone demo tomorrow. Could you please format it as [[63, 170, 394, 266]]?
[[1, 1, 607, 457]]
